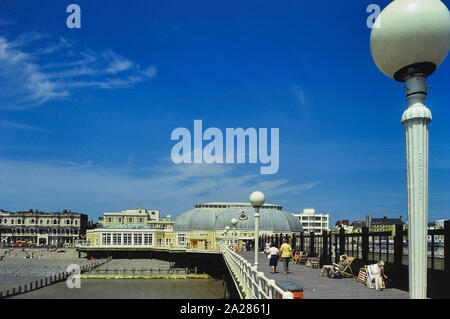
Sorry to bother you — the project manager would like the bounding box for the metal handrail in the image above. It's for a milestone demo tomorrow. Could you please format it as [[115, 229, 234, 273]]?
[[220, 244, 293, 299]]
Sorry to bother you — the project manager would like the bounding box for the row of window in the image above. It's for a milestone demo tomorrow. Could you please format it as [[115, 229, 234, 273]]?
[[106, 217, 146, 223], [3, 228, 78, 235], [1, 219, 78, 225], [300, 216, 328, 221], [99, 233, 172, 246], [104, 213, 158, 224], [302, 223, 328, 227], [103, 218, 171, 229]]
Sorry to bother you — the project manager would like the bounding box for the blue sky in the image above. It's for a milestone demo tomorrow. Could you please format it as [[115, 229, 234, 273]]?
[[0, 0, 449, 225]]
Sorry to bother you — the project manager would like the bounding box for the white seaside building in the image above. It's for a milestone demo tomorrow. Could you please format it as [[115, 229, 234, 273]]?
[[292, 208, 329, 234]]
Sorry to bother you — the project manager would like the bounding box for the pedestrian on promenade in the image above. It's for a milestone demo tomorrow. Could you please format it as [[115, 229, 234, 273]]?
[[267, 243, 279, 274], [279, 239, 293, 275], [264, 241, 271, 254]]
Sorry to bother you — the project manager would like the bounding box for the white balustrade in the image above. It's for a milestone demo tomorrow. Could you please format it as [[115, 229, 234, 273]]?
[[220, 244, 293, 299]]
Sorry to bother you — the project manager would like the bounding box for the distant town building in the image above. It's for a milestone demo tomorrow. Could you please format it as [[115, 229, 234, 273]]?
[[292, 208, 329, 234], [0, 209, 88, 247], [331, 220, 352, 233], [428, 219, 446, 243], [428, 219, 445, 229], [87, 219, 99, 230], [332, 215, 406, 233], [366, 214, 405, 232], [350, 220, 366, 232], [86, 206, 174, 248], [98, 206, 174, 230]]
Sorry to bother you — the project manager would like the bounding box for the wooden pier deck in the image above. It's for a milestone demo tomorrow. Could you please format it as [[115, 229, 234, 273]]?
[[238, 251, 410, 299]]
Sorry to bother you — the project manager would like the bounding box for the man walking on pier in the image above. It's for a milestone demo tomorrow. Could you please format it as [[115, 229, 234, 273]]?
[[280, 239, 293, 275]]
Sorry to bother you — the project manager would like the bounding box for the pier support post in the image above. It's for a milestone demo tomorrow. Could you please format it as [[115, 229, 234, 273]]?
[[309, 232, 315, 257], [321, 231, 329, 266], [300, 233, 304, 253], [339, 227, 346, 257], [362, 227, 369, 265], [394, 224, 404, 266], [334, 233, 339, 263], [444, 220, 450, 298]]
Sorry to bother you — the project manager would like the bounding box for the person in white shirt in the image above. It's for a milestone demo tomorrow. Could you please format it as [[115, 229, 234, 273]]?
[[373, 260, 389, 290], [267, 244, 279, 274]]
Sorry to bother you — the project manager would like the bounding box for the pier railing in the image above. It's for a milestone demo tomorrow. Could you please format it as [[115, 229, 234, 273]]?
[[220, 244, 293, 299]]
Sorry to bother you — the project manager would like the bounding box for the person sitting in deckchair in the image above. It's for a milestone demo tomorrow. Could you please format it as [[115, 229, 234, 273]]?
[[292, 251, 300, 264], [319, 255, 348, 277]]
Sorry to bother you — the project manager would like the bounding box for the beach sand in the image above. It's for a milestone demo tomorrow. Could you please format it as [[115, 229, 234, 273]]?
[[0, 248, 91, 291]]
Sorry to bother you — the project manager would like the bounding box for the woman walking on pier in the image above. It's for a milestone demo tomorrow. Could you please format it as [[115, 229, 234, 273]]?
[[267, 243, 279, 274]]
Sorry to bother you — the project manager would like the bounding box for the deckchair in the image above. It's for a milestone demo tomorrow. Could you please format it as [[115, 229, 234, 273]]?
[[306, 255, 320, 268], [335, 256, 356, 277], [299, 251, 308, 264]]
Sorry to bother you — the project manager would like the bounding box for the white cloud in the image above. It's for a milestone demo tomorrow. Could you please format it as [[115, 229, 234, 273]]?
[[0, 120, 50, 132], [0, 31, 157, 110], [0, 160, 321, 218], [103, 49, 134, 74], [0, 36, 70, 109]]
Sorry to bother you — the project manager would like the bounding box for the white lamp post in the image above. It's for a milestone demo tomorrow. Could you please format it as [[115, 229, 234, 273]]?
[[231, 218, 238, 249], [250, 191, 265, 271], [370, 0, 450, 299], [225, 226, 230, 246]]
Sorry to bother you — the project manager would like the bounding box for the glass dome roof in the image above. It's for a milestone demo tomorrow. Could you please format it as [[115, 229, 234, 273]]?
[[174, 202, 303, 233]]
